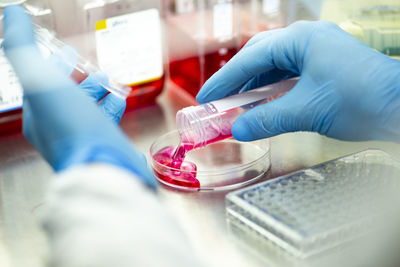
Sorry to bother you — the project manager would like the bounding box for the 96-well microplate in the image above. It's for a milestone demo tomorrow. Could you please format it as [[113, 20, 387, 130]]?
[[226, 149, 400, 258]]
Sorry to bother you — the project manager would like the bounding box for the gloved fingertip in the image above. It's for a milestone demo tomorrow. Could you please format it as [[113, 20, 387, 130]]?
[[100, 93, 126, 124], [232, 117, 253, 141], [196, 83, 222, 103], [3, 5, 36, 49], [80, 72, 110, 101], [4, 5, 27, 24], [196, 88, 208, 104], [196, 76, 221, 103], [103, 92, 126, 110]]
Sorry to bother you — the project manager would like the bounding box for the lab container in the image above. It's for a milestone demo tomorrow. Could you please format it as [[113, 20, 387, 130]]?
[[76, 0, 166, 109], [165, 0, 242, 98], [320, 0, 400, 60], [34, 25, 131, 99], [149, 78, 296, 191], [150, 130, 270, 191], [176, 78, 297, 150], [238, 0, 319, 44], [0, 0, 54, 135], [226, 149, 400, 260], [238, 0, 285, 44], [165, 0, 318, 101]]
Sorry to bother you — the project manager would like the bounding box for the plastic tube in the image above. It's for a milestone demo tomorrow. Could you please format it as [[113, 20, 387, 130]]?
[[33, 25, 131, 99], [176, 78, 298, 149]]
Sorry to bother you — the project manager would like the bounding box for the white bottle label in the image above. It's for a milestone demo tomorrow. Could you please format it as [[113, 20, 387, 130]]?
[[95, 9, 163, 86], [213, 2, 233, 39], [0, 48, 23, 113]]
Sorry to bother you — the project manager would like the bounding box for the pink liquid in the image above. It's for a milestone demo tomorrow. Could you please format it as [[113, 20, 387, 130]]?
[[0, 109, 22, 136], [169, 48, 239, 97], [153, 131, 232, 188], [153, 145, 199, 188], [167, 14, 240, 98], [126, 76, 165, 110]]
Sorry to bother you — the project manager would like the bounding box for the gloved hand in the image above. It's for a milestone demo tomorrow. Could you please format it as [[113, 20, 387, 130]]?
[[47, 45, 126, 124], [3, 5, 156, 188], [197, 21, 400, 142], [80, 73, 126, 124]]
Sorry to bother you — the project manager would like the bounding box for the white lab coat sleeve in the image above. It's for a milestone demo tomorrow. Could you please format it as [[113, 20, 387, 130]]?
[[41, 164, 203, 267]]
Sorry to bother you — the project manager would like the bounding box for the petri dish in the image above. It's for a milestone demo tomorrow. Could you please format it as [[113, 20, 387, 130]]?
[[150, 130, 271, 192]]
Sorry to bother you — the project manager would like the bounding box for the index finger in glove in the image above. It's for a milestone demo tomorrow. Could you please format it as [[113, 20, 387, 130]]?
[[196, 21, 316, 104]]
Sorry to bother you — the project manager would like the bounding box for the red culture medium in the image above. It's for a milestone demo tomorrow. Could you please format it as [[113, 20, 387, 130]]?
[[169, 47, 238, 97], [71, 68, 165, 110], [153, 130, 233, 189], [126, 76, 165, 110], [0, 109, 22, 136], [153, 145, 200, 188]]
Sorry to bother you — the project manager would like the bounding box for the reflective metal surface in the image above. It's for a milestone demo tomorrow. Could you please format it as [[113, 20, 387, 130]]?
[[1, 82, 400, 267]]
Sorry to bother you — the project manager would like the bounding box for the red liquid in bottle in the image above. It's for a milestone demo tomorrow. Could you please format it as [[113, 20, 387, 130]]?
[[169, 48, 238, 97], [0, 109, 22, 136], [167, 11, 240, 98], [126, 76, 165, 110], [71, 68, 165, 110]]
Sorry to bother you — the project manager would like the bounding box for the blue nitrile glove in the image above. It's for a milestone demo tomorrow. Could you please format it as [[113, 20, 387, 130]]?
[[3, 5, 156, 188], [197, 21, 400, 142], [47, 46, 126, 124], [80, 73, 126, 124]]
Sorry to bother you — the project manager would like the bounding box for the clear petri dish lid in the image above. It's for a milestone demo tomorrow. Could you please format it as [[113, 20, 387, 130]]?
[[150, 130, 271, 192]]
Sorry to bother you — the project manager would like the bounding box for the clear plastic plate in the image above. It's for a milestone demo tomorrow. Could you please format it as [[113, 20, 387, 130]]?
[[226, 149, 400, 259], [150, 130, 271, 191]]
